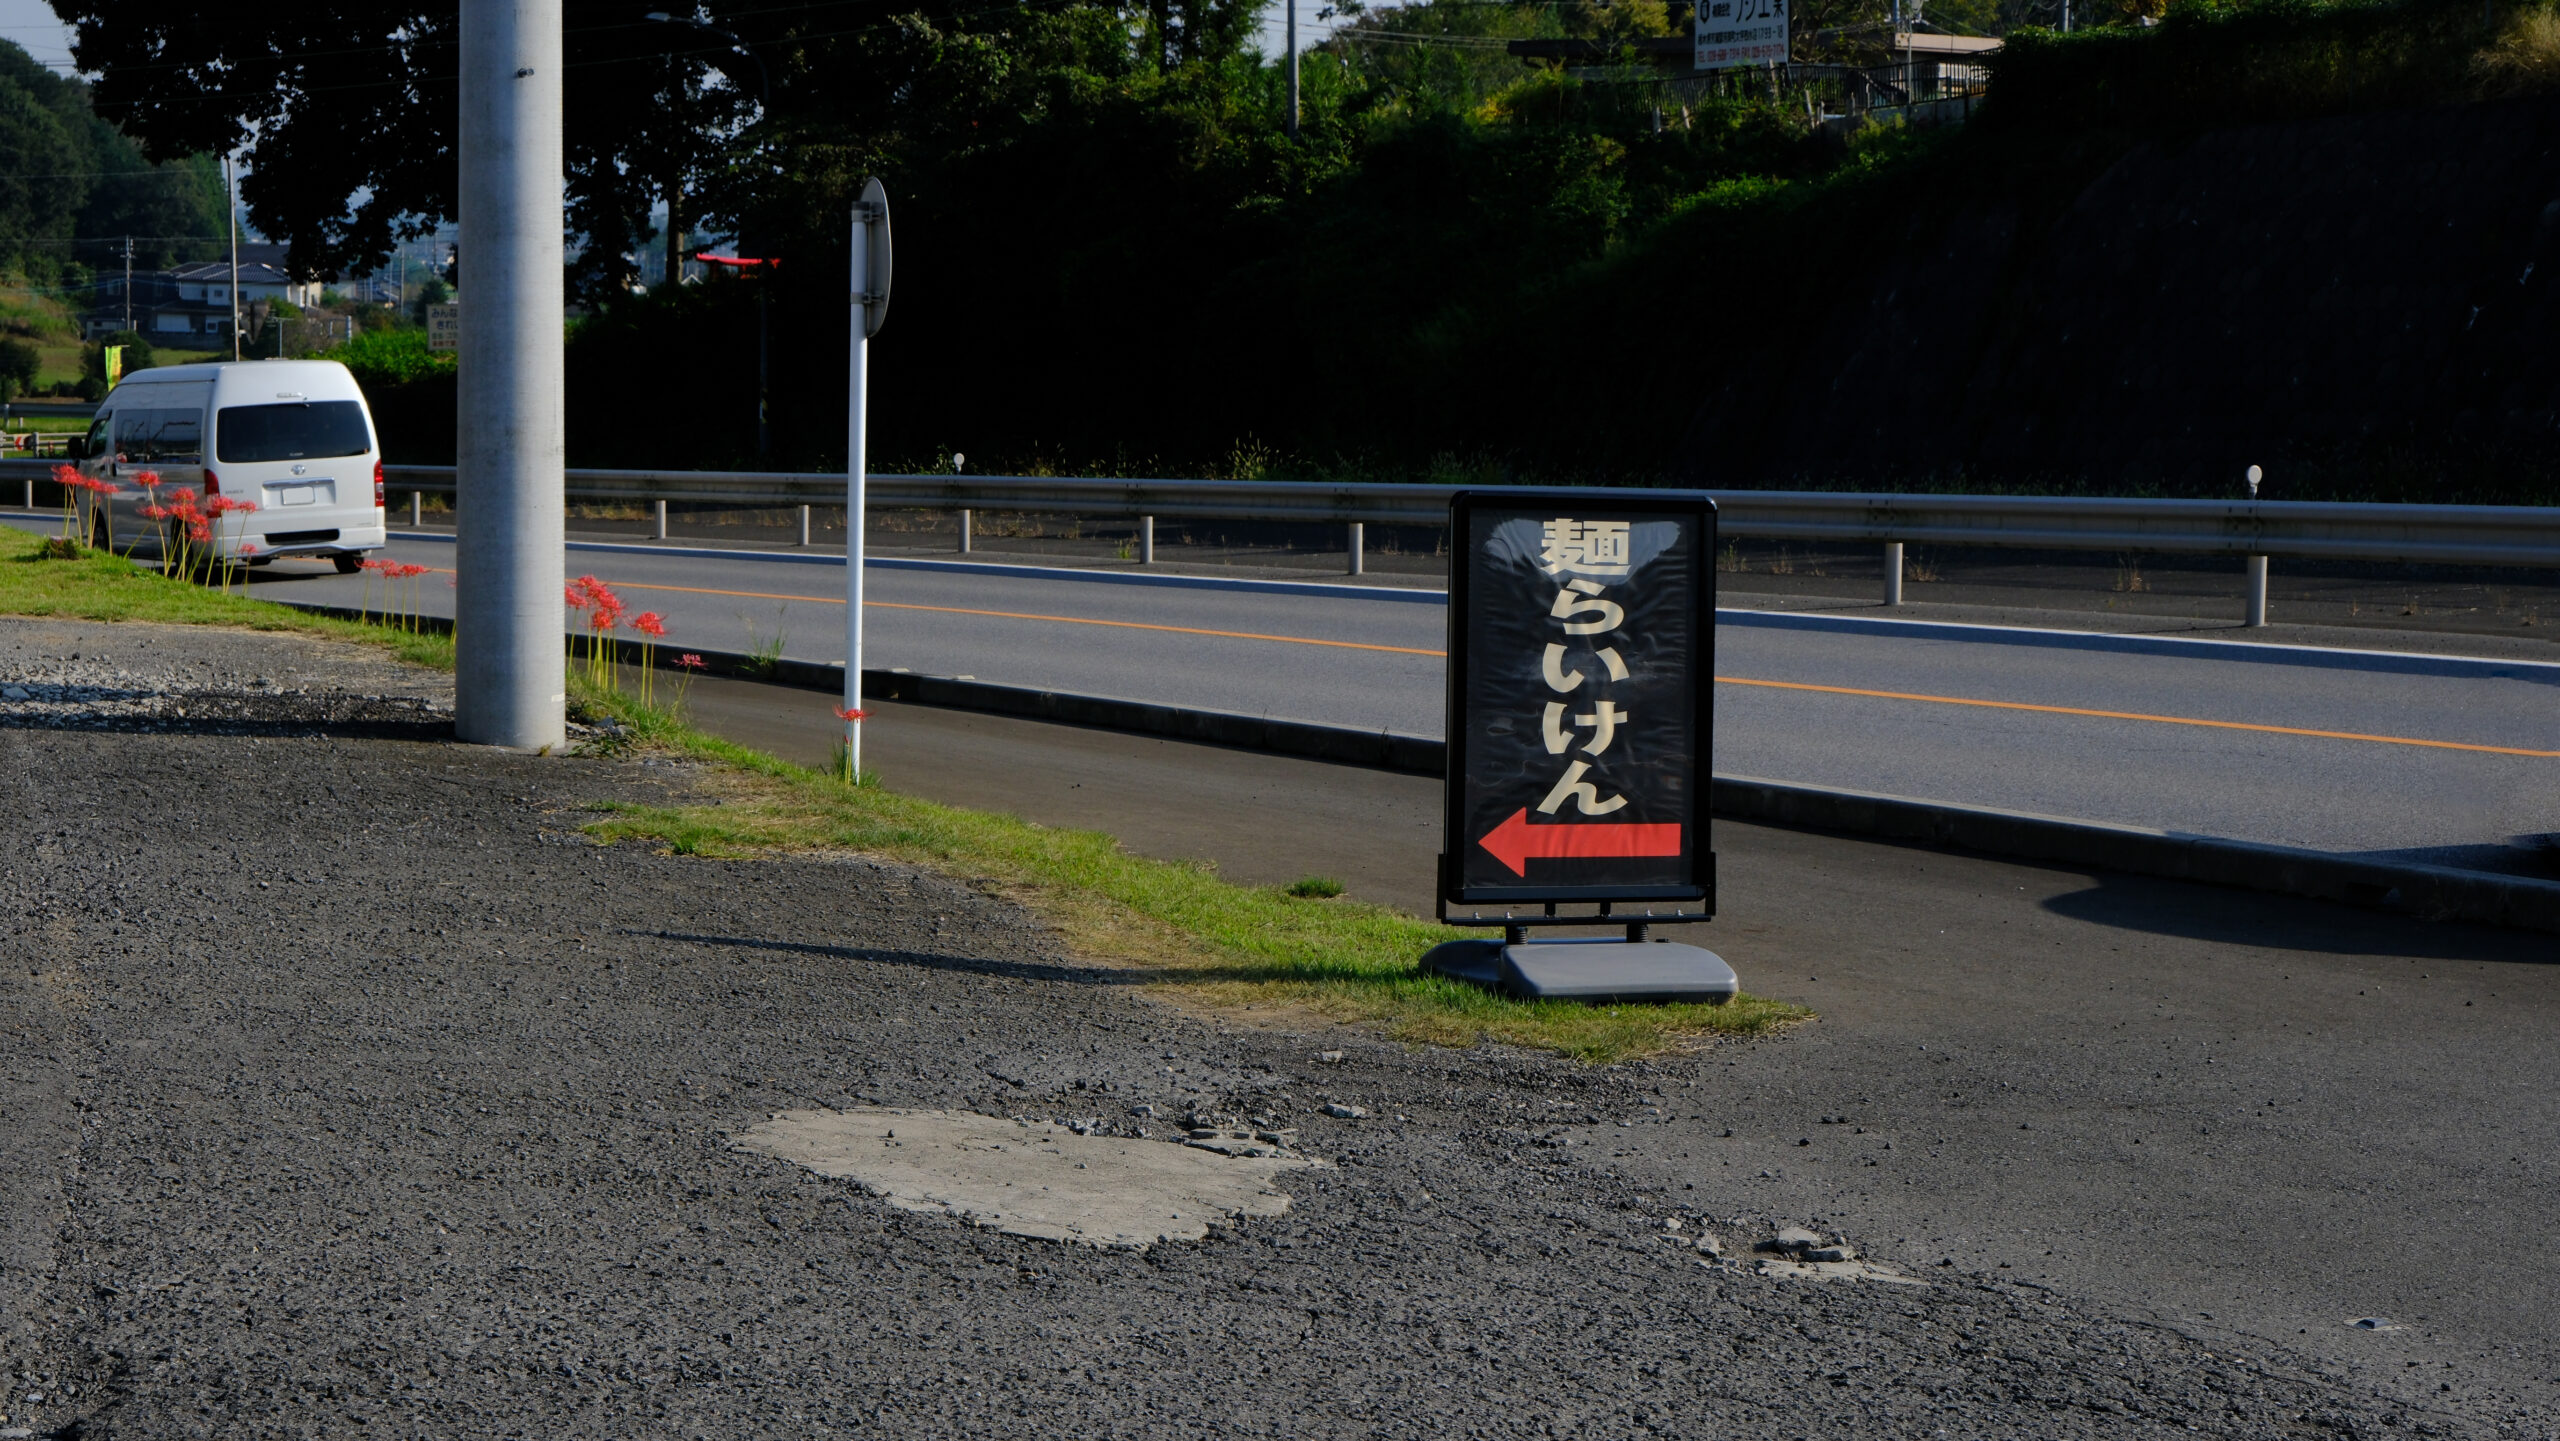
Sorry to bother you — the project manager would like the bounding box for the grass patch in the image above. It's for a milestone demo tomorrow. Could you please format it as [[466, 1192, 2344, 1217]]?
[[0, 521, 1805, 1062], [573, 688, 1805, 1063], [0, 525, 454, 670]]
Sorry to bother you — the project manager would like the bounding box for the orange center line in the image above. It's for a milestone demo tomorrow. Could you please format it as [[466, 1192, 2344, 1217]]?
[[377, 562, 2538, 755], [861, 599, 1447, 656], [1714, 675, 2560, 758]]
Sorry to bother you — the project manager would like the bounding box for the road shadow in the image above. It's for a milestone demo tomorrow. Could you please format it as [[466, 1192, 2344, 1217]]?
[[649, 929, 1417, 992], [2040, 873, 2554, 962], [0, 692, 451, 742], [652, 929, 1147, 987]]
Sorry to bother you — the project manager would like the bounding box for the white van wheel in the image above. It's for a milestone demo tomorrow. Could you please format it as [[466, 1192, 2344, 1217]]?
[[333, 553, 364, 575]]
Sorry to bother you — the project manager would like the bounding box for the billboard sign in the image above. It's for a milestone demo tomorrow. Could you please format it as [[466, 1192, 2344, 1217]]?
[[1695, 0, 1788, 72], [1439, 490, 1716, 925], [427, 303, 460, 352]]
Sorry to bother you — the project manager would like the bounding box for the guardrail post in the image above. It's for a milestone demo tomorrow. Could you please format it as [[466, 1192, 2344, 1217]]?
[[2245, 555, 2268, 627], [654, 499, 667, 540], [798, 503, 812, 547], [410, 491, 423, 526], [958, 508, 971, 554], [21, 478, 30, 509], [1140, 515, 1154, 565], [1348, 521, 1364, 576], [1883, 541, 1904, 606]]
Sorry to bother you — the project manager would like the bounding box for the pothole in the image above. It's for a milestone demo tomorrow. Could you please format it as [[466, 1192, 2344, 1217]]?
[[731, 1107, 1323, 1249]]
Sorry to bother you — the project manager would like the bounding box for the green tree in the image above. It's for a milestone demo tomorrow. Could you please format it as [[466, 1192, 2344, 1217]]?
[[0, 337, 37, 399], [0, 40, 222, 280], [407, 276, 449, 328]]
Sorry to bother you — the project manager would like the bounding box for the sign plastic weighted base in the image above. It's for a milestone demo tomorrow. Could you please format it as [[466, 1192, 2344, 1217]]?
[[1420, 938, 1738, 1006]]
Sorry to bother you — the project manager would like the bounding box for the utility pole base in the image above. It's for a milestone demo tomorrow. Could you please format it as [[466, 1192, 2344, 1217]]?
[[1421, 937, 1738, 1005]]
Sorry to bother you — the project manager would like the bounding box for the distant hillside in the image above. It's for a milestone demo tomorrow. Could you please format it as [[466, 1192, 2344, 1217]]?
[[0, 39, 225, 282]]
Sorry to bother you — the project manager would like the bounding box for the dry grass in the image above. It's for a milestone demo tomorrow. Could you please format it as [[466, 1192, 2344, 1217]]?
[[2475, 7, 2560, 95]]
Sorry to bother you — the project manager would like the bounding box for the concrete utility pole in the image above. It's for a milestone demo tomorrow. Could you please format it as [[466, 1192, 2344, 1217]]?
[[455, 0, 567, 750]]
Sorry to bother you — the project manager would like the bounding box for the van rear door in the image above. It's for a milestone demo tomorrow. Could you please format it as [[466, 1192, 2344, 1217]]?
[[212, 399, 375, 555]]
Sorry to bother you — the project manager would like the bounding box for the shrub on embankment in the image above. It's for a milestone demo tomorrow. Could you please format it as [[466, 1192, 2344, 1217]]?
[[1613, 0, 2560, 504], [1980, 0, 2551, 132]]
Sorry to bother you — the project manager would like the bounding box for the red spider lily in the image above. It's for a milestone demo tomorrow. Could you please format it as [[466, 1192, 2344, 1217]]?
[[563, 581, 588, 609], [676, 653, 705, 670], [139, 504, 169, 522], [134, 470, 161, 489], [834, 705, 869, 723], [573, 573, 619, 609], [50, 463, 77, 488], [187, 519, 211, 543], [207, 495, 259, 516], [632, 611, 666, 638]]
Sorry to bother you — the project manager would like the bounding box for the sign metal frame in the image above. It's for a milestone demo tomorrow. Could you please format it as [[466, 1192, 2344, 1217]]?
[[1436, 488, 1718, 930]]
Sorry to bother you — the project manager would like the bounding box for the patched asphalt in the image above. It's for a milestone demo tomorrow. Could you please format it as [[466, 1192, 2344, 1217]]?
[[0, 618, 2551, 1439]]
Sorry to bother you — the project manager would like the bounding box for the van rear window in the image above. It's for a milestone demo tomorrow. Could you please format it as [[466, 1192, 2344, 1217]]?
[[215, 401, 372, 463]]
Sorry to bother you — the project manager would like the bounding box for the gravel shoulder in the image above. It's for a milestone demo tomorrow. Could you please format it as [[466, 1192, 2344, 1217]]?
[[0, 618, 2543, 1439]]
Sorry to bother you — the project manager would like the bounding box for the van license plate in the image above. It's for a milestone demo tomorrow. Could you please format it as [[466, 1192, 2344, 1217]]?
[[270, 483, 324, 507]]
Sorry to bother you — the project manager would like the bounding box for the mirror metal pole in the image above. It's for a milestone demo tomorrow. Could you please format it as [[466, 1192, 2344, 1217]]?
[[845, 209, 870, 778]]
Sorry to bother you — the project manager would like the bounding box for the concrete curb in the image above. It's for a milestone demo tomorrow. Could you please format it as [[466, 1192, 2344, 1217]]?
[[1706, 776, 2560, 936], [275, 600, 2560, 935]]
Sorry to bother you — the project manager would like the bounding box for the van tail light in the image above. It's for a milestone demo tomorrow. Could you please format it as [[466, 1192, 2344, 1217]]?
[[203, 470, 219, 496], [374, 461, 386, 508]]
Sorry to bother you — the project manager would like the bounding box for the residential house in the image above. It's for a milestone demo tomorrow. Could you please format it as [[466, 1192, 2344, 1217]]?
[[87, 243, 325, 341]]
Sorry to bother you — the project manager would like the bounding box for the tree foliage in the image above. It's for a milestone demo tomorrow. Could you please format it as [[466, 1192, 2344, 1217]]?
[[73, 0, 2441, 474], [0, 40, 221, 280]]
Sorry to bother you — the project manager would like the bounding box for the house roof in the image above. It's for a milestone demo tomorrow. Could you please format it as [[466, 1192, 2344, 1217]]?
[[1892, 31, 2002, 54], [169, 259, 298, 285]]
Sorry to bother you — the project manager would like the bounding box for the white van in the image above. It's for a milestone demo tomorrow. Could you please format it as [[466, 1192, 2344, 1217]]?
[[77, 359, 386, 573]]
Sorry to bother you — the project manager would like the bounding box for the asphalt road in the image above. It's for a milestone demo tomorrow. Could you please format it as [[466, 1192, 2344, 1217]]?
[[233, 533, 2560, 867], [16, 520, 2556, 865], [3, 619, 2555, 1438]]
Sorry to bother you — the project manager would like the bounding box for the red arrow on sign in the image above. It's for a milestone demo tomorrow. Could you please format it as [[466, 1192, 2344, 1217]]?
[[1477, 808, 1682, 879]]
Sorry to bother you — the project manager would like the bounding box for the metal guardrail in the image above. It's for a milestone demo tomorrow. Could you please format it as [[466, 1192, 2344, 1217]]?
[[10, 460, 2558, 570], [366, 467, 2560, 570]]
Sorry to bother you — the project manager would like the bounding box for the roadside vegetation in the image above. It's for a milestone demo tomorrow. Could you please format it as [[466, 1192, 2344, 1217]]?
[[0, 522, 1803, 1061], [52, 0, 2560, 495]]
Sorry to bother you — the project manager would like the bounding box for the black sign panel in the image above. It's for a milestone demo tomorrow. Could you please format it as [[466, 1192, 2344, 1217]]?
[[1439, 490, 1715, 922]]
